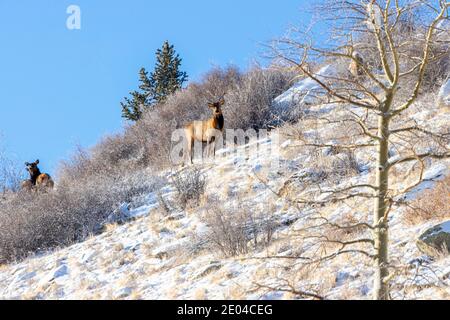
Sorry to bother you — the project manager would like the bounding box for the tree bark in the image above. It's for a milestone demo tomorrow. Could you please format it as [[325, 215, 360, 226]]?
[[373, 100, 391, 300]]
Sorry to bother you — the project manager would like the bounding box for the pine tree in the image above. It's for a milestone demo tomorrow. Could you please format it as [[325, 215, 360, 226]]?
[[121, 41, 188, 121], [121, 68, 155, 121], [120, 90, 147, 122], [152, 41, 188, 103]]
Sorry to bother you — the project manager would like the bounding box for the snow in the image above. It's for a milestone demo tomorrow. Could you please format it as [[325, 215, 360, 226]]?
[[419, 220, 450, 246], [274, 65, 337, 108], [399, 163, 449, 202], [438, 79, 450, 107], [436, 19, 450, 35]]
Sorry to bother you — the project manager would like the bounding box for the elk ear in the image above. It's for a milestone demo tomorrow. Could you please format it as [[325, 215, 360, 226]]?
[[207, 103, 214, 108], [219, 98, 225, 106], [35, 159, 39, 165]]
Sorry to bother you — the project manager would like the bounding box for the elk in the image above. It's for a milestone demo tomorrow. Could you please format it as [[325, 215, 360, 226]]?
[[21, 160, 54, 191], [349, 51, 365, 78], [183, 98, 225, 164]]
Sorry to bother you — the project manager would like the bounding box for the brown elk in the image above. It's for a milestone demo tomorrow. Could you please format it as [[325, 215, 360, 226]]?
[[21, 160, 54, 191], [349, 51, 365, 78], [183, 98, 225, 164]]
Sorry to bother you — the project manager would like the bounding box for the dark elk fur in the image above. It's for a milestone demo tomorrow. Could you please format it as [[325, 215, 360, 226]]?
[[21, 160, 54, 191]]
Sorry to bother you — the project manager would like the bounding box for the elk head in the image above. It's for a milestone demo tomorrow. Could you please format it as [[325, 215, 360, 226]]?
[[25, 160, 41, 177], [207, 98, 225, 115]]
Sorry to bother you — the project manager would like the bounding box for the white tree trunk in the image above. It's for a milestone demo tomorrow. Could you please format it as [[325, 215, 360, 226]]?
[[373, 107, 391, 300]]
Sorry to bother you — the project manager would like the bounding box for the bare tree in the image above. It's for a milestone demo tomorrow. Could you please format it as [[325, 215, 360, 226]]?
[[269, 0, 450, 300]]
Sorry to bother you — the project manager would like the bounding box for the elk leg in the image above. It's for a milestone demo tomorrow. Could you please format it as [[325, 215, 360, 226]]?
[[211, 139, 216, 158], [208, 136, 216, 158], [184, 138, 191, 166], [190, 139, 194, 165], [206, 141, 211, 158]]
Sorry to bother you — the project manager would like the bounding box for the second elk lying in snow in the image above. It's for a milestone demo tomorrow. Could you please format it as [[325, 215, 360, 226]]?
[[183, 98, 225, 165], [21, 160, 55, 191]]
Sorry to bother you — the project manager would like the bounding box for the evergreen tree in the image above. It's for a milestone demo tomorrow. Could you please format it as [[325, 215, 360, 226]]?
[[121, 68, 155, 121], [152, 41, 188, 103], [121, 41, 188, 121]]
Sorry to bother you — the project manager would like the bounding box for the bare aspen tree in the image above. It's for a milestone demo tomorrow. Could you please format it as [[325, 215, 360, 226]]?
[[270, 0, 450, 300]]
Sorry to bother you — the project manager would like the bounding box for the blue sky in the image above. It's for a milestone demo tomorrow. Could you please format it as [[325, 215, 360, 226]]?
[[0, 0, 313, 174]]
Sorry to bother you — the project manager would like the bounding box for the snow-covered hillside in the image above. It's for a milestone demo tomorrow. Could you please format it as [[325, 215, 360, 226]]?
[[274, 65, 338, 108], [0, 91, 448, 300]]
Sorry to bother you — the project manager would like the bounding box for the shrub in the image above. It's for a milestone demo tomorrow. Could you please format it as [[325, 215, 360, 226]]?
[[224, 67, 294, 130], [402, 175, 450, 226], [0, 169, 165, 264], [0, 148, 24, 195], [170, 167, 206, 209], [307, 149, 362, 185], [200, 200, 277, 257]]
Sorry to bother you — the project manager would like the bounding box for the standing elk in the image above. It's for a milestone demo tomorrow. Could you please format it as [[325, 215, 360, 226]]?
[[21, 160, 54, 191], [183, 98, 225, 165]]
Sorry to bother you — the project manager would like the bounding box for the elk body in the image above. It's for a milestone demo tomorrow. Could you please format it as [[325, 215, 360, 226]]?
[[184, 99, 225, 164], [21, 160, 54, 191], [349, 51, 365, 78]]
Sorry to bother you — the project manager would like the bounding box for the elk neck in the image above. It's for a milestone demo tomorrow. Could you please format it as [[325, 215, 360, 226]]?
[[29, 169, 42, 185], [212, 112, 224, 131]]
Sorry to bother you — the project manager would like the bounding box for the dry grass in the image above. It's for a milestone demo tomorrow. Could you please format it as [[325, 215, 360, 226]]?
[[402, 175, 450, 226], [193, 288, 208, 300]]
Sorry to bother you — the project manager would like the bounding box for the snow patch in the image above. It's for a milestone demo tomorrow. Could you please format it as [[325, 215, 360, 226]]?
[[274, 65, 337, 109], [438, 78, 450, 107]]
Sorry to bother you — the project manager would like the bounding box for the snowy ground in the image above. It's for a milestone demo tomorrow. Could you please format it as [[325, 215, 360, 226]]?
[[0, 90, 449, 300]]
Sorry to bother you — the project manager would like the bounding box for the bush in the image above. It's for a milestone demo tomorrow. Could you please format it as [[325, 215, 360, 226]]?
[[0, 148, 24, 195], [200, 200, 277, 257], [170, 167, 206, 209], [306, 149, 362, 185], [0, 169, 165, 264], [403, 175, 450, 226], [224, 67, 294, 130]]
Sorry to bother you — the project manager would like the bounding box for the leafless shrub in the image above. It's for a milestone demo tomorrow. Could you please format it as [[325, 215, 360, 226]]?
[[0, 147, 24, 195], [325, 211, 369, 241], [195, 65, 243, 102], [200, 201, 277, 257], [0, 169, 165, 264], [225, 67, 294, 130], [170, 167, 206, 209], [308, 149, 362, 185], [403, 175, 450, 226]]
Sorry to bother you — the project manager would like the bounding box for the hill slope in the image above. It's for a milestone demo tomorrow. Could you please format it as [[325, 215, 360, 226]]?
[[0, 92, 448, 300]]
